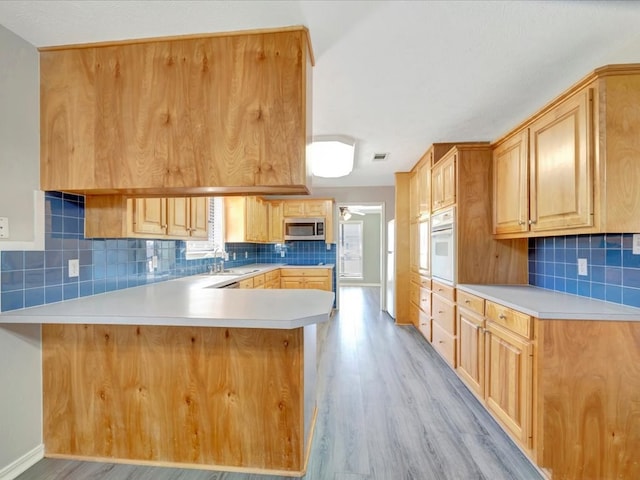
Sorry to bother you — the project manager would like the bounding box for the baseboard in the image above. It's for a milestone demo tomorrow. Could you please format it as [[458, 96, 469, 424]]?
[[0, 444, 44, 480]]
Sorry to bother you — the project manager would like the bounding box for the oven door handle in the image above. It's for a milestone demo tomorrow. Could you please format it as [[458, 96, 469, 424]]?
[[430, 228, 453, 236]]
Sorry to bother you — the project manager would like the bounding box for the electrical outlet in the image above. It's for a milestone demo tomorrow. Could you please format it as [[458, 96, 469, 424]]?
[[152, 255, 158, 268], [233, 252, 237, 260], [326, 242, 331, 251], [245, 251, 248, 259], [68, 259, 80, 278], [633, 234, 640, 255], [280, 250, 285, 257], [578, 258, 588, 276], [0, 217, 9, 239]]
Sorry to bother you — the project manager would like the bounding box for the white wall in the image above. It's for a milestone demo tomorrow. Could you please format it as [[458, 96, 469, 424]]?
[[312, 186, 395, 221], [0, 24, 44, 477]]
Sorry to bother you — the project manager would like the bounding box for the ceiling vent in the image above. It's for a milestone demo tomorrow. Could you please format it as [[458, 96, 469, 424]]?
[[372, 153, 389, 162]]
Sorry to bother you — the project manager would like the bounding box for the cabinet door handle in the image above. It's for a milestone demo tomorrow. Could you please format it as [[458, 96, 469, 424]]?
[[528, 219, 537, 225], [518, 220, 526, 226], [499, 314, 507, 319], [464, 300, 470, 304]]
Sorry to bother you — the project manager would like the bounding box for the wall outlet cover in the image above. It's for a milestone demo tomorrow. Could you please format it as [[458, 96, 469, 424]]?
[[0, 216, 9, 238], [578, 258, 588, 276], [633, 234, 640, 255], [68, 259, 80, 278]]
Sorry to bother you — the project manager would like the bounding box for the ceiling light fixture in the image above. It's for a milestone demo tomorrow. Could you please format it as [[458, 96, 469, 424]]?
[[339, 207, 352, 221], [309, 136, 355, 178]]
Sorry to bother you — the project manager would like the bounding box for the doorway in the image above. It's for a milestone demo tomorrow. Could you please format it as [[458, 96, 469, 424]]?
[[335, 202, 385, 311]]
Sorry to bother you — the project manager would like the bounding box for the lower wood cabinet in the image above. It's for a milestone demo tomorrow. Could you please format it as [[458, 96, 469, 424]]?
[[264, 269, 280, 289], [456, 305, 485, 399], [279, 268, 333, 292], [430, 280, 456, 366], [484, 321, 533, 450]]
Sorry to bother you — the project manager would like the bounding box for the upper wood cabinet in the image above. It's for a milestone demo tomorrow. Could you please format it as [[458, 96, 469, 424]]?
[[268, 201, 284, 243], [431, 151, 456, 211], [282, 199, 328, 217], [225, 196, 268, 243], [493, 65, 640, 237], [40, 27, 313, 197], [84, 196, 209, 239]]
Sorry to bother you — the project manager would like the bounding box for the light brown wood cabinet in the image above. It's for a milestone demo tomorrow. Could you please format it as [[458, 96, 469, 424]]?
[[224, 196, 268, 243], [84, 196, 209, 239], [279, 267, 333, 291], [431, 151, 456, 211], [283, 199, 328, 218], [430, 280, 456, 366], [40, 27, 313, 197], [264, 269, 281, 289], [493, 65, 640, 237], [456, 290, 485, 399], [268, 201, 284, 243]]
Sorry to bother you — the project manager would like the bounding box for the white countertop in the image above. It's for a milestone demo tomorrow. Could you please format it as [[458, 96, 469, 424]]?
[[457, 284, 640, 321], [0, 264, 335, 329]]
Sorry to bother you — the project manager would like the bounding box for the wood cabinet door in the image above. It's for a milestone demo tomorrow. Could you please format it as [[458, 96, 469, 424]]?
[[457, 308, 485, 398], [431, 163, 444, 211], [268, 201, 284, 242], [304, 277, 331, 291], [189, 197, 209, 239], [283, 201, 305, 217], [166, 198, 191, 237], [418, 160, 431, 216], [410, 171, 419, 221], [304, 200, 327, 217], [410, 222, 419, 273], [485, 322, 533, 449], [529, 88, 594, 232], [280, 277, 304, 289], [132, 198, 166, 235], [441, 154, 456, 209], [493, 129, 529, 235]]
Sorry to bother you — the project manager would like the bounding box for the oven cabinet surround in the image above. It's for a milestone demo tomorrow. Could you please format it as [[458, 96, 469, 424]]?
[[39, 27, 313, 197], [492, 64, 640, 238], [0, 275, 334, 477], [456, 284, 640, 480]]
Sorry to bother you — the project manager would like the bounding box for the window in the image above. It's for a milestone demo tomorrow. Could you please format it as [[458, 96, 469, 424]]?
[[185, 197, 225, 259], [339, 221, 363, 278]]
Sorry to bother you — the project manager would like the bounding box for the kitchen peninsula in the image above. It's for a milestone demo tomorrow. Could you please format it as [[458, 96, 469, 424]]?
[[0, 267, 334, 477]]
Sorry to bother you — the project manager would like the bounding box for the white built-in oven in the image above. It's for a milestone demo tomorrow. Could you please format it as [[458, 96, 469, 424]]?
[[430, 207, 455, 284]]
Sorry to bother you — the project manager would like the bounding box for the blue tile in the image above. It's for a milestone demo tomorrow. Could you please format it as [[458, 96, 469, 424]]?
[[543, 275, 554, 289], [1, 291, 24, 311], [606, 249, 622, 267], [45, 235, 63, 250], [622, 268, 640, 288], [63, 200, 81, 218], [591, 266, 605, 283], [565, 248, 577, 264], [565, 279, 578, 294], [1, 251, 24, 270], [605, 234, 622, 249], [44, 267, 63, 286], [577, 280, 590, 297], [93, 239, 106, 251], [79, 250, 92, 265], [554, 263, 565, 277], [1, 271, 24, 291], [554, 249, 565, 263], [591, 234, 605, 248], [591, 283, 606, 301], [605, 266, 622, 285], [24, 288, 45, 308], [577, 249, 590, 262], [63, 283, 78, 300], [62, 238, 79, 250], [45, 250, 63, 268], [79, 266, 92, 282], [591, 249, 605, 266], [622, 234, 634, 249], [106, 278, 118, 292], [622, 287, 640, 308], [79, 281, 93, 297], [24, 269, 44, 289], [605, 285, 623, 304], [622, 250, 640, 268], [94, 279, 106, 294], [44, 285, 62, 303], [50, 215, 63, 233], [554, 237, 565, 248], [555, 277, 566, 292], [23, 251, 44, 270], [46, 196, 63, 216], [577, 235, 590, 248], [566, 264, 578, 279], [63, 250, 78, 263], [63, 216, 80, 235]]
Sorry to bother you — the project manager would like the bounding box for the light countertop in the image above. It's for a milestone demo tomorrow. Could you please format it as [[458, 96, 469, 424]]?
[[0, 264, 335, 329], [457, 284, 640, 321]]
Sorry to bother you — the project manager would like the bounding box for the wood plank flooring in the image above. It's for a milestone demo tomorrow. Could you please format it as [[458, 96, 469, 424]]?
[[16, 286, 543, 480]]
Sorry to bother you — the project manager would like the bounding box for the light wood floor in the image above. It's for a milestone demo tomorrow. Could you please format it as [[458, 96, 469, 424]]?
[[16, 286, 543, 480]]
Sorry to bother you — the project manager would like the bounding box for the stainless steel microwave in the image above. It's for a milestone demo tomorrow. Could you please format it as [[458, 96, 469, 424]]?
[[284, 217, 325, 241]]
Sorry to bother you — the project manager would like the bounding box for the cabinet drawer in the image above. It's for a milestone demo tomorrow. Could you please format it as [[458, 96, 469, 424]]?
[[432, 321, 456, 367], [238, 278, 254, 289], [410, 281, 420, 305], [457, 291, 485, 316], [420, 276, 431, 290], [419, 287, 431, 315], [280, 268, 329, 277], [418, 309, 431, 342], [252, 274, 266, 288], [486, 301, 532, 339], [264, 279, 280, 289], [432, 295, 455, 335], [432, 280, 455, 302], [265, 270, 280, 282]]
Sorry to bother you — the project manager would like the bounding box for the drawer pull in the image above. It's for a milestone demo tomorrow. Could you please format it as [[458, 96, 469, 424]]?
[[438, 340, 445, 344], [438, 310, 444, 314], [499, 313, 507, 319], [464, 300, 470, 304]]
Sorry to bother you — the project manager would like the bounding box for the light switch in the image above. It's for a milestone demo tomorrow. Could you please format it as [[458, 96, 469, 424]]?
[[68, 259, 79, 278], [0, 217, 9, 238], [578, 258, 588, 276]]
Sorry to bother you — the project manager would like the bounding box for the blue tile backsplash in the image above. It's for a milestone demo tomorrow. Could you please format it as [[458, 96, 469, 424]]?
[[0, 192, 337, 312], [529, 233, 640, 308]]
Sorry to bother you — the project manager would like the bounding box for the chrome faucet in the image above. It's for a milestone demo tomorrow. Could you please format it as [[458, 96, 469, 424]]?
[[212, 248, 226, 273]]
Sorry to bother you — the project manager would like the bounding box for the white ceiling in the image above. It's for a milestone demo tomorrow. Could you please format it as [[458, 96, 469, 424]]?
[[1, 1, 640, 188]]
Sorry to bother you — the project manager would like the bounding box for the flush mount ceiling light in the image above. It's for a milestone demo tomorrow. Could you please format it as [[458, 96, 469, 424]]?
[[309, 136, 355, 178]]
